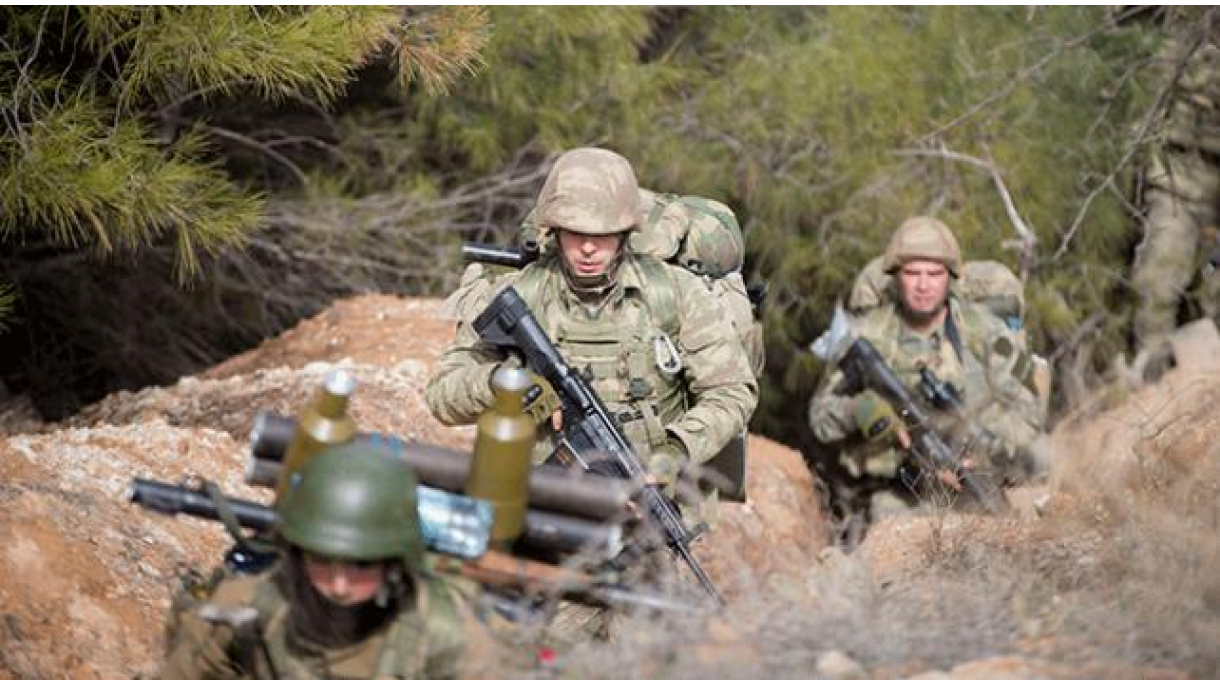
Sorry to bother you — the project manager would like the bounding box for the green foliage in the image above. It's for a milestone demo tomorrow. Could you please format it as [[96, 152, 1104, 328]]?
[[0, 6, 491, 414], [322, 7, 1164, 451], [413, 7, 664, 172], [1, 6, 378, 282], [0, 98, 259, 277], [0, 6, 488, 281], [394, 7, 490, 96], [0, 5, 1188, 441], [81, 7, 402, 109], [622, 7, 1162, 443]]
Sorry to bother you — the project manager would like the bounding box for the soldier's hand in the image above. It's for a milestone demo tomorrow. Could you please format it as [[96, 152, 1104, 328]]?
[[896, 426, 912, 451], [936, 468, 962, 491], [551, 409, 563, 432], [644, 440, 686, 499], [521, 372, 561, 425], [935, 457, 976, 491], [852, 390, 899, 444]]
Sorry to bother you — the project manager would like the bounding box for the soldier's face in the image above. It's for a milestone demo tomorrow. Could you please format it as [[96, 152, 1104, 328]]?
[[557, 229, 623, 277], [304, 553, 388, 606], [896, 259, 950, 319]]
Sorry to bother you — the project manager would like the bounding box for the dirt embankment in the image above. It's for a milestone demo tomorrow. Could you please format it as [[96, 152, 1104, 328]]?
[[0, 295, 830, 678], [1, 296, 1216, 678]]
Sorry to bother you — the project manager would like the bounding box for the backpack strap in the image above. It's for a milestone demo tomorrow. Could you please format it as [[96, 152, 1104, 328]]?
[[949, 299, 992, 367], [247, 577, 291, 678], [630, 254, 680, 339], [511, 255, 557, 312], [680, 195, 742, 235], [955, 300, 1042, 396]]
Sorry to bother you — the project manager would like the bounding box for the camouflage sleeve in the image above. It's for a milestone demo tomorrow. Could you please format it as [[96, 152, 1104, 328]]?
[[969, 312, 1046, 462], [424, 320, 503, 426], [807, 366, 858, 444], [424, 272, 507, 426], [159, 576, 256, 679], [427, 577, 511, 679], [665, 271, 759, 464], [160, 610, 241, 679]]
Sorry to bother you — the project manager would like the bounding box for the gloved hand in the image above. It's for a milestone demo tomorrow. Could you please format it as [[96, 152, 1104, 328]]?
[[523, 373, 561, 427], [488, 360, 561, 427], [851, 390, 899, 443], [647, 438, 688, 497]]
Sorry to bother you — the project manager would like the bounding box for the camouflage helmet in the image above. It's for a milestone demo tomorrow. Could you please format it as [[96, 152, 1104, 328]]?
[[881, 217, 962, 278], [536, 148, 641, 236], [277, 442, 424, 572]]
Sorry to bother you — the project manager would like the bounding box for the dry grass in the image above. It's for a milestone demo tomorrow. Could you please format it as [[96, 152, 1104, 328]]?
[[479, 381, 1220, 678]]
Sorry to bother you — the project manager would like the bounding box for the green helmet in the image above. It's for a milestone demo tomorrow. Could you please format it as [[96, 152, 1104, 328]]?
[[277, 442, 424, 571], [536, 147, 641, 236], [881, 216, 962, 278]]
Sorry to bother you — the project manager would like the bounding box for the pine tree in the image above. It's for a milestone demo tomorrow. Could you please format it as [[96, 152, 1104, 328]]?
[[0, 6, 489, 415]]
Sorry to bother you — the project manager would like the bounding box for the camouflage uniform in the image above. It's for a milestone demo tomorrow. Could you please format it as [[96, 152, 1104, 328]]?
[[849, 255, 1052, 416], [1132, 39, 1220, 351], [160, 568, 475, 679], [810, 296, 1045, 482], [810, 218, 1046, 517], [426, 149, 758, 499], [160, 444, 485, 679]]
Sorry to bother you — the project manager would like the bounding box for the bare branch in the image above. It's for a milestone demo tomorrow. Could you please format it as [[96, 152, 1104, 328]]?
[[1048, 10, 1216, 263], [200, 124, 310, 188], [892, 143, 1039, 278], [916, 6, 1150, 143], [1048, 311, 1106, 365]]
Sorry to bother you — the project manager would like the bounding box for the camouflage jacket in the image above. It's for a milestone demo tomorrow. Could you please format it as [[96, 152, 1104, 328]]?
[[425, 252, 758, 472], [160, 570, 473, 679], [809, 296, 1046, 483]]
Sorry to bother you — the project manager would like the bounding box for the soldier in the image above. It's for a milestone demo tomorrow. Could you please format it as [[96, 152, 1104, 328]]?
[[809, 217, 1046, 525], [426, 147, 758, 511], [1131, 38, 1220, 361], [161, 444, 481, 678]]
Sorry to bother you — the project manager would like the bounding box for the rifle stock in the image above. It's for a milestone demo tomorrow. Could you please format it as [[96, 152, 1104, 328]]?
[[431, 550, 701, 614]]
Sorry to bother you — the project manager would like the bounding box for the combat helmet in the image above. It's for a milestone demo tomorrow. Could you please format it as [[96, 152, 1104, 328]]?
[[277, 442, 424, 572], [881, 216, 962, 278], [535, 148, 641, 236]]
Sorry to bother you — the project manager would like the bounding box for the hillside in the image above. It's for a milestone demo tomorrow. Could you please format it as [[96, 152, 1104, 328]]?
[[0, 296, 1216, 678]]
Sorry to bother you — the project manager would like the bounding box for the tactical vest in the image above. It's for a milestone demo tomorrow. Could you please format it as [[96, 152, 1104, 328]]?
[[848, 256, 1051, 413], [865, 301, 992, 411], [520, 189, 765, 379], [513, 254, 687, 462], [233, 574, 465, 679], [841, 300, 998, 480]]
